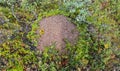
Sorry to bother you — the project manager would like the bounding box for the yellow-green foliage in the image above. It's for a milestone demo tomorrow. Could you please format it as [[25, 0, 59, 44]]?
[[0, 0, 120, 71], [63, 0, 120, 70], [0, 1, 38, 70]]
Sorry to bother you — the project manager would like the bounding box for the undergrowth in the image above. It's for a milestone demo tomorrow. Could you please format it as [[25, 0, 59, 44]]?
[[0, 0, 120, 71]]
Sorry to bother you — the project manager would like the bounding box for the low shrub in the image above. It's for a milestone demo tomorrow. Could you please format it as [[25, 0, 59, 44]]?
[[0, 0, 120, 71]]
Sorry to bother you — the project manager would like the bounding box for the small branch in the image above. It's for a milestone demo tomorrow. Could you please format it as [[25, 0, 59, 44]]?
[[11, 5, 25, 23]]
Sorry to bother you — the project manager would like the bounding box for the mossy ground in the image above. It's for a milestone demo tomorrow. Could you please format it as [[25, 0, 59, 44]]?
[[0, 0, 120, 71]]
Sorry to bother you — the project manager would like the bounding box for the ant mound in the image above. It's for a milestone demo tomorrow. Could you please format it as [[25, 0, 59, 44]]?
[[37, 15, 79, 52]]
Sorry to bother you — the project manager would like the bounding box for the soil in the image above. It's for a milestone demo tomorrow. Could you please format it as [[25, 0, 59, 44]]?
[[37, 15, 79, 52]]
